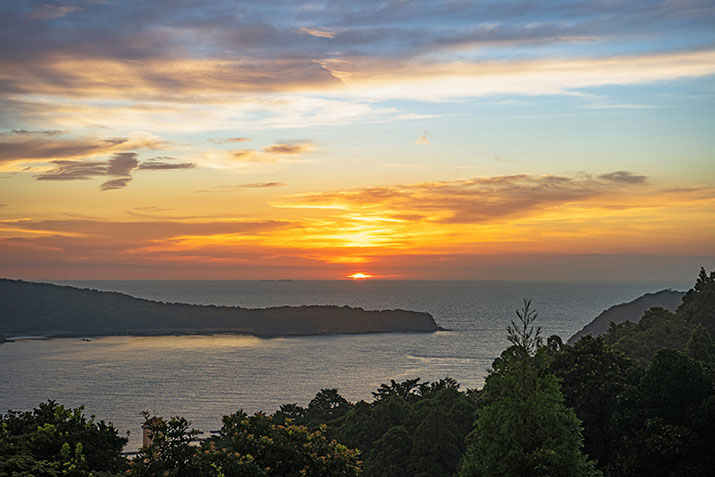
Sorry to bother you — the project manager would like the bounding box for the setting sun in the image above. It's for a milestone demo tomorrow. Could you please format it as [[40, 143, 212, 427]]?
[[349, 273, 371, 279]]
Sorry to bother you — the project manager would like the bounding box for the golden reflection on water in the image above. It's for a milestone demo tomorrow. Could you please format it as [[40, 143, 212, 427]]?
[[48, 334, 267, 361]]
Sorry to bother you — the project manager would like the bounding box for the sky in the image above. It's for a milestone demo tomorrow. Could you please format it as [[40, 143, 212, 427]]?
[[1, 0, 714, 281]]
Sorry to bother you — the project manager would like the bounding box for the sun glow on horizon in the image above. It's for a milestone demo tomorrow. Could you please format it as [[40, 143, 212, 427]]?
[[349, 272, 371, 279]]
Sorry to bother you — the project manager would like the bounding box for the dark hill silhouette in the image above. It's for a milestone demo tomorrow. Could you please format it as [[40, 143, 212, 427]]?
[[0, 279, 440, 338], [568, 289, 685, 344]]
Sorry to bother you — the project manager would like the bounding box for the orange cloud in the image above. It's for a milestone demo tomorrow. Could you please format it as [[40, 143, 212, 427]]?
[[277, 172, 656, 223], [263, 142, 312, 154], [1, 172, 713, 279]]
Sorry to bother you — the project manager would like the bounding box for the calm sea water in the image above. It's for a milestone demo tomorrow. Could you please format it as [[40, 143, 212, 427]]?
[[0, 279, 690, 450]]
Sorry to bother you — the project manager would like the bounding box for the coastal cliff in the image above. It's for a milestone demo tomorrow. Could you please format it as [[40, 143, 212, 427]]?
[[568, 289, 685, 344], [0, 279, 440, 338]]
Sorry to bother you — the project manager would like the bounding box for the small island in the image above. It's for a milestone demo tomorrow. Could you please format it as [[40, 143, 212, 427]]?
[[0, 279, 441, 339]]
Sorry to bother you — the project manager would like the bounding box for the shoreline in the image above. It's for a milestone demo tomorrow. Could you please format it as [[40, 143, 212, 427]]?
[[2, 327, 449, 343]]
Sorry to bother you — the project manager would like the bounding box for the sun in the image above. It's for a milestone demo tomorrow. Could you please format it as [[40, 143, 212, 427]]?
[[348, 272, 371, 279]]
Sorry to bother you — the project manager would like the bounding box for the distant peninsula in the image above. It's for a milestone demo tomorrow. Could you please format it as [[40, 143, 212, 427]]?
[[568, 288, 685, 344], [0, 279, 441, 339]]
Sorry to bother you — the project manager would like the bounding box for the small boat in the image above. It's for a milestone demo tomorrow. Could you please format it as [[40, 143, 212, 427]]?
[[81, 337, 92, 342]]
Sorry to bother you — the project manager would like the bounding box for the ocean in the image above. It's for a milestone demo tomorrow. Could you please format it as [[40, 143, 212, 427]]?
[[0, 279, 691, 450]]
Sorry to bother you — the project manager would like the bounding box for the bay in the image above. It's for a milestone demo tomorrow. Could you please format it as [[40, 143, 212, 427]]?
[[0, 279, 690, 450]]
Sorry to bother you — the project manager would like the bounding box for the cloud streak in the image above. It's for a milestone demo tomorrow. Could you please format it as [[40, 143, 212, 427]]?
[[299, 27, 335, 39], [277, 171, 668, 224], [136, 159, 196, 171], [27, 4, 82, 20], [35, 152, 194, 190], [194, 182, 286, 193], [263, 142, 312, 154], [1, 169, 714, 279], [0, 130, 165, 165]]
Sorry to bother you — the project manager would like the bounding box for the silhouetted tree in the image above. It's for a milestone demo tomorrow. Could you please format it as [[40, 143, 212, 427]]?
[[679, 267, 715, 335], [460, 301, 600, 477], [611, 349, 715, 476], [548, 336, 635, 469]]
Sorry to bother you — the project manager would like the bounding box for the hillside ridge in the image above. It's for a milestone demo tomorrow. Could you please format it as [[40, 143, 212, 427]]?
[[0, 278, 440, 339], [568, 288, 685, 344]]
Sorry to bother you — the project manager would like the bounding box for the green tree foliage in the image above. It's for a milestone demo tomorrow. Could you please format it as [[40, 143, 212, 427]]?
[[335, 397, 411, 456], [362, 425, 412, 477], [605, 307, 691, 363], [325, 377, 475, 477], [304, 388, 354, 427], [197, 411, 361, 476], [408, 407, 462, 477], [548, 336, 635, 469], [686, 323, 715, 364], [7, 268, 715, 476], [459, 301, 600, 477], [129, 412, 200, 476], [678, 267, 715, 335], [603, 267, 715, 363], [371, 378, 423, 404], [0, 401, 127, 476], [610, 349, 715, 476], [273, 403, 306, 424], [547, 267, 715, 476]]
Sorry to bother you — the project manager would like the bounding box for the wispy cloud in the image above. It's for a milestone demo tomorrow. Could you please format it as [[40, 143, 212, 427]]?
[[598, 171, 647, 184], [194, 182, 286, 193], [136, 159, 196, 170], [300, 27, 335, 39], [318, 50, 715, 101], [37, 152, 138, 190], [276, 171, 667, 224], [414, 132, 430, 145], [0, 130, 165, 166], [0, 218, 294, 242], [10, 129, 66, 136], [28, 4, 82, 20], [100, 177, 132, 191], [263, 142, 312, 154], [197, 140, 314, 170], [35, 152, 194, 190]]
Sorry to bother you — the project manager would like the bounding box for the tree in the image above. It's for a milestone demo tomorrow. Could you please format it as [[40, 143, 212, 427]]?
[[678, 267, 715, 335], [0, 401, 127, 476], [611, 349, 714, 476], [547, 336, 635, 469], [336, 396, 412, 454], [409, 407, 462, 477], [459, 301, 600, 477], [372, 378, 423, 404], [506, 299, 542, 403], [198, 411, 361, 476], [605, 307, 691, 363], [129, 412, 200, 477], [686, 323, 715, 363], [304, 388, 353, 427]]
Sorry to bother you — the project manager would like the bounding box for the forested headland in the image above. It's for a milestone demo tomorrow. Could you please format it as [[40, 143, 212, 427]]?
[[2, 268, 714, 476], [0, 279, 440, 338]]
